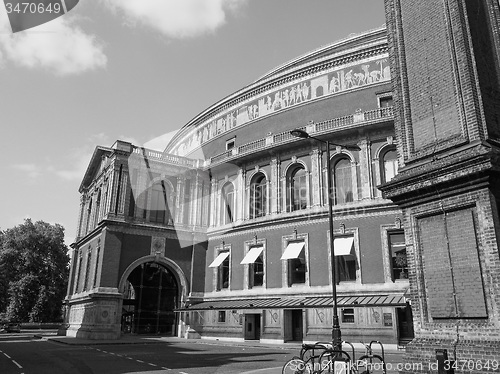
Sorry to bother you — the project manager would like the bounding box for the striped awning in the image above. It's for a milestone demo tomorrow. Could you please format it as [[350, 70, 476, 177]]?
[[176, 295, 407, 311]]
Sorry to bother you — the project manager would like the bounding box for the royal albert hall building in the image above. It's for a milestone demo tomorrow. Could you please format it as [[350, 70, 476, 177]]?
[[63, 27, 414, 346]]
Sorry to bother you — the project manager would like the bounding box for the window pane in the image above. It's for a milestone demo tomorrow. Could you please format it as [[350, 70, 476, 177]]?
[[290, 168, 307, 211], [250, 255, 264, 287], [383, 150, 398, 182], [218, 255, 230, 290], [389, 231, 407, 280], [334, 159, 353, 204], [341, 308, 355, 323], [150, 184, 168, 223], [379, 96, 393, 107], [221, 183, 234, 224], [288, 244, 306, 285], [338, 256, 356, 281], [250, 174, 267, 218]]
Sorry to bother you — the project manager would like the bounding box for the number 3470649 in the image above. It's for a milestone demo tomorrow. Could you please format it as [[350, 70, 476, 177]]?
[[5, 2, 62, 14]]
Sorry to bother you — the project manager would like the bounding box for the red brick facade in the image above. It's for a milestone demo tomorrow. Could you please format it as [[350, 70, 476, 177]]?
[[382, 0, 500, 371]]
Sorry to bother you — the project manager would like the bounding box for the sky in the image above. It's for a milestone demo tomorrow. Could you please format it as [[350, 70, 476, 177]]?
[[0, 0, 386, 246]]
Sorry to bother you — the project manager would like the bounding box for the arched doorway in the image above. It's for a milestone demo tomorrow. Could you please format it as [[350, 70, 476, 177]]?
[[122, 262, 179, 335]]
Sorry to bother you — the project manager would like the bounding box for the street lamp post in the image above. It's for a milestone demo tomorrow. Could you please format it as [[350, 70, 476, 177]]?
[[290, 128, 360, 353]]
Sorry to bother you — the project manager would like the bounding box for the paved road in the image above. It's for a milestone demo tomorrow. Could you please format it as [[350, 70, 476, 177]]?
[[0, 332, 405, 374]]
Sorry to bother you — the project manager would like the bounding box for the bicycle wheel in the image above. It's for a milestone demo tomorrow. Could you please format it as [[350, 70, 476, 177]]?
[[282, 357, 314, 374], [357, 355, 386, 374]]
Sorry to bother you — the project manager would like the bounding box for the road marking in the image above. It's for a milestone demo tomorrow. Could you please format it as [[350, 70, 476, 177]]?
[[88, 346, 167, 371], [1, 350, 24, 371]]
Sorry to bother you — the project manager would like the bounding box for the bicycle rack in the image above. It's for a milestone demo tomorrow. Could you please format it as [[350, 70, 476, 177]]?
[[369, 340, 385, 363], [368, 340, 387, 374], [342, 341, 356, 363]]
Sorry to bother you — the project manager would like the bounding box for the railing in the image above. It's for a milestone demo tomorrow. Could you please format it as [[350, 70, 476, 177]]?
[[315, 114, 355, 132], [237, 138, 266, 154], [132, 147, 197, 167], [273, 126, 307, 144], [211, 150, 233, 164], [208, 106, 393, 166]]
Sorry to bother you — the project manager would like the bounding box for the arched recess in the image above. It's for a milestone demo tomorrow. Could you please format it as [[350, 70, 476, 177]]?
[[118, 255, 189, 335], [330, 151, 358, 204], [375, 144, 399, 185], [283, 161, 310, 212]]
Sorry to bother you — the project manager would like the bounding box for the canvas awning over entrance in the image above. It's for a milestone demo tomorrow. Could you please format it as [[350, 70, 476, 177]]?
[[176, 295, 407, 311]]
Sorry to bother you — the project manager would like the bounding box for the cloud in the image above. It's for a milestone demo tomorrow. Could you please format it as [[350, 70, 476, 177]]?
[[11, 163, 41, 179], [143, 130, 179, 151], [101, 0, 247, 38], [0, 10, 107, 75]]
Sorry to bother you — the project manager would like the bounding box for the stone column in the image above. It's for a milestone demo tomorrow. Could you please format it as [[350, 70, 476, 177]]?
[[210, 178, 218, 227], [310, 148, 322, 207], [175, 176, 185, 225], [270, 158, 280, 214], [357, 139, 373, 200], [76, 195, 86, 240], [236, 168, 245, 223]]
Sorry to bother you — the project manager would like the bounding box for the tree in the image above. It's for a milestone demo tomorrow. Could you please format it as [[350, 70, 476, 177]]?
[[0, 219, 70, 322]]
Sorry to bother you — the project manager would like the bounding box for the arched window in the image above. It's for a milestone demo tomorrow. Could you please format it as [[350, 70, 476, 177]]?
[[381, 148, 398, 183], [221, 182, 234, 224], [85, 198, 92, 234], [288, 166, 307, 211], [333, 158, 353, 204], [250, 173, 267, 219], [95, 190, 101, 225], [149, 181, 174, 224]]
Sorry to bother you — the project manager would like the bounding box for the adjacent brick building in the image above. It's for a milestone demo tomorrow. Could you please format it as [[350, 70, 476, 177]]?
[[381, 0, 500, 371]]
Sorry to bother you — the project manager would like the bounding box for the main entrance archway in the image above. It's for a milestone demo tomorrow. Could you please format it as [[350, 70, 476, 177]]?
[[122, 261, 179, 335]]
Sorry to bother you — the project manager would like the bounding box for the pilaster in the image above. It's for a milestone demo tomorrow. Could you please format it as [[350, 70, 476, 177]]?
[[357, 139, 373, 199], [310, 148, 321, 207]]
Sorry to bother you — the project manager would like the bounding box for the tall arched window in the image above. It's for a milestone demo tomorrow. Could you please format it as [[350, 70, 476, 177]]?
[[221, 182, 234, 224], [333, 158, 353, 204], [250, 173, 267, 219], [149, 181, 174, 224], [95, 190, 101, 225], [381, 148, 398, 183], [288, 166, 307, 211], [85, 198, 92, 234]]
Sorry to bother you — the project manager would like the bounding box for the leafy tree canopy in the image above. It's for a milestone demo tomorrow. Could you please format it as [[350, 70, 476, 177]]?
[[0, 219, 69, 323]]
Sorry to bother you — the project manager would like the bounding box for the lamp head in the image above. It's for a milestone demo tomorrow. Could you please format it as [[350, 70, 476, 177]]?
[[290, 129, 310, 139]]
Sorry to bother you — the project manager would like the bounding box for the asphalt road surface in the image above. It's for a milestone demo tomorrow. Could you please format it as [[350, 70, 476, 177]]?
[[0, 332, 405, 374]]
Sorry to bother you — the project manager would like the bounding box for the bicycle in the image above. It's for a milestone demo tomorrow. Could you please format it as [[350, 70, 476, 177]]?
[[355, 341, 387, 374], [282, 341, 353, 374]]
